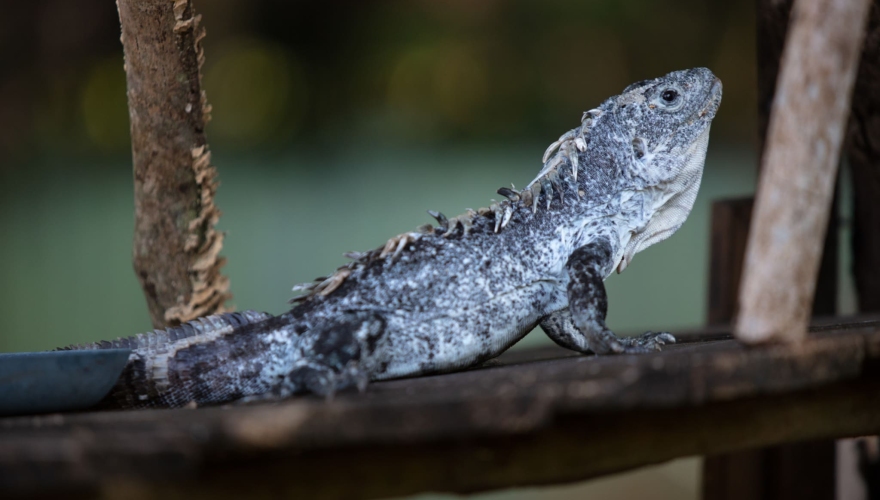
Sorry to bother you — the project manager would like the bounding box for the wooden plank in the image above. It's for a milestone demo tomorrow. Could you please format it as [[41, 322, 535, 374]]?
[[1, 322, 879, 499], [736, 0, 871, 344]]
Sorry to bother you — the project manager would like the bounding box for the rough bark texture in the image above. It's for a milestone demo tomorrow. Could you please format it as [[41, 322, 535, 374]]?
[[118, 0, 230, 328], [847, 0, 880, 314], [736, 0, 871, 344], [2, 320, 880, 500]]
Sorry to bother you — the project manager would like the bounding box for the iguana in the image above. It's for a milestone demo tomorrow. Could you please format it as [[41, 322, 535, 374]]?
[[63, 67, 722, 409]]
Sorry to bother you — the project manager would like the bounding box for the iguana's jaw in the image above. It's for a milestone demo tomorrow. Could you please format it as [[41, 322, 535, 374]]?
[[614, 124, 711, 275], [615, 74, 719, 276], [696, 78, 723, 121]]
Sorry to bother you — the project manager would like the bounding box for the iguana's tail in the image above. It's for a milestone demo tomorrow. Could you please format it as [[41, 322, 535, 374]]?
[[58, 310, 279, 409]]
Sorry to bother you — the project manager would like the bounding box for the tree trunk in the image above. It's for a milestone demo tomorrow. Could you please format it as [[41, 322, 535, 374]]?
[[117, 0, 231, 328]]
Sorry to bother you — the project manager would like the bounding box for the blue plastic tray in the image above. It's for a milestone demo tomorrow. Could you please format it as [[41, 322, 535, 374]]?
[[0, 349, 130, 416]]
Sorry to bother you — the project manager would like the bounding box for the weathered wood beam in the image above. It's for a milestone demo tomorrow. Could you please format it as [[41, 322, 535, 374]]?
[[118, 0, 231, 328], [736, 0, 871, 344], [1, 322, 880, 499]]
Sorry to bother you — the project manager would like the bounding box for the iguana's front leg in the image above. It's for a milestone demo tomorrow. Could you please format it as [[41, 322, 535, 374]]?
[[288, 312, 386, 398], [540, 239, 675, 354]]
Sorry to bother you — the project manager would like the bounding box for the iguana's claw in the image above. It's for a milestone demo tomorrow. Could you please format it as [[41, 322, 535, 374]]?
[[618, 331, 676, 353], [288, 360, 372, 400]]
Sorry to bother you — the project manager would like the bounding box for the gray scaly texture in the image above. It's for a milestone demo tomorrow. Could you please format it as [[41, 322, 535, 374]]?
[[65, 68, 722, 409]]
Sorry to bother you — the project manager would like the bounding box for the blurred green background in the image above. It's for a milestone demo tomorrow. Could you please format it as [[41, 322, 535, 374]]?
[[0, 0, 763, 353], [0, 0, 853, 498]]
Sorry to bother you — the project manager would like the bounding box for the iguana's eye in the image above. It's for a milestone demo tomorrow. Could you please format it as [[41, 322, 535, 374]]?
[[653, 86, 684, 111]]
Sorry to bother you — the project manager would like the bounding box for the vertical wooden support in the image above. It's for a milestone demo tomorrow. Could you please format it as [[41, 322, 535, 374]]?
[[703, 444, 837, 500], [735, 0, 871, 344], [847, 0, 880, 314], [707, 198, 753, 326], [118, 0, 231, 328], [846, 3, 880, 496], [706, 197, 837, 326], [703, 196, 838, 500], [702, 0, 849, 497], [755, 0, 793, 156]]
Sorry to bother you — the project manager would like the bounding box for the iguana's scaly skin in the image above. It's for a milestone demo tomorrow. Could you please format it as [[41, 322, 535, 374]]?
[[66, 68, 722, 409]]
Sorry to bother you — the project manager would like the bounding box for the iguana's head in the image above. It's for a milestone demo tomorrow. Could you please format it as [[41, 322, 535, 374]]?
[[605, 67, 722, 272], [611, 67, 722, 181]]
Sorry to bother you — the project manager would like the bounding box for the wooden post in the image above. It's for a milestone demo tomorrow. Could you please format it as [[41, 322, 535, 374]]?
[[703, 196, 838, 500], [707, 197, 837, 326], [846, 4, 880, 496], [702, 1, 845, 497], [735, 0, 870, 344], [118, 0, 231, 328], [707, 198, 754, 326], [755, 0, 793, 156], [847, 0, 880, 314]]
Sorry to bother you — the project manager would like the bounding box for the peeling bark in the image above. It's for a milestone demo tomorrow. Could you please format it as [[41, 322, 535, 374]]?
[[118, 0, 231, 327]]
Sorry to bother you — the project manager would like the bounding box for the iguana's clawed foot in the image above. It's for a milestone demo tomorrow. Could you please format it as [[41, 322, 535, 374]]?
[[287, 311, 384, 399], [589, 329, 675, 354], [616, 331, 676, 353], [288, 360, 371, 400]]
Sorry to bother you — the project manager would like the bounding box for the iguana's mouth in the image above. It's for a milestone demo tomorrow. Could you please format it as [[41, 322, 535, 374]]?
[[698, 78, 723, 118]]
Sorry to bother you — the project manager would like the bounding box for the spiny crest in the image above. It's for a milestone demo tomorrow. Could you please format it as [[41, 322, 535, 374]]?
[[292, 230, 427, 299], [291, 107, 601, 304], [289, 194, 523, 303], [529, 108, 601, 194], [485, 106, 601, 214]]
